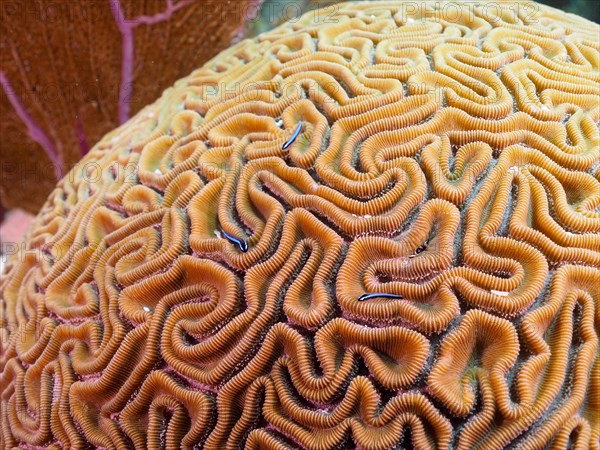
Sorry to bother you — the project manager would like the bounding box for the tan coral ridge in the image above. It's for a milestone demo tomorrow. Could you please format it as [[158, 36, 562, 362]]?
[[1, 1, 600, 449]]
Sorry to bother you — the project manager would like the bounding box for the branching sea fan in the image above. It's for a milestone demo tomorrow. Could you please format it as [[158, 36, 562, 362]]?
[[1, 1, 599, 449]]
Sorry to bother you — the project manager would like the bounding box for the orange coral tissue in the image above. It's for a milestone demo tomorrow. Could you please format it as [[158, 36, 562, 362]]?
[[1, 1, 599, 449]]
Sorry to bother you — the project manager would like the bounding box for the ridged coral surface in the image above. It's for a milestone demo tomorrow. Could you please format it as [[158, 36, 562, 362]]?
[[1, 1, 599, 449]]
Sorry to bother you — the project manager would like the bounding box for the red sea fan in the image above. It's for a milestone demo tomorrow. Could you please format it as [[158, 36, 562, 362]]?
[[0, 0, 259, 212]]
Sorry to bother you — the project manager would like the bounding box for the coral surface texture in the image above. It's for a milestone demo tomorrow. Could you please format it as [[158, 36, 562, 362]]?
[[1, 1, 599, 449]]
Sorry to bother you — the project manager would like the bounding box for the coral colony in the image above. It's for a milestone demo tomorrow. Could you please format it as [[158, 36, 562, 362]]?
[[1, 1, 599, 449]]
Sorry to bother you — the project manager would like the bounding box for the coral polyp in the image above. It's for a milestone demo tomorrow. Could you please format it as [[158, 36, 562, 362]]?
[[1, 1, 599, 449]]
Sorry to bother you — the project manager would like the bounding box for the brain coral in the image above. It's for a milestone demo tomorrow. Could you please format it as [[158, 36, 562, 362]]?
[[1, 1, 599, 449]]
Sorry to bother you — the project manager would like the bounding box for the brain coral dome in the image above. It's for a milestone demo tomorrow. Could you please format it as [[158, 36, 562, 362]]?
[[1, 1, 599, 449]]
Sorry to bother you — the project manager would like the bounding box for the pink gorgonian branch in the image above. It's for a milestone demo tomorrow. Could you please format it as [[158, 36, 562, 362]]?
[[0, 70, 64, 178], [109, 0, 193, 125]]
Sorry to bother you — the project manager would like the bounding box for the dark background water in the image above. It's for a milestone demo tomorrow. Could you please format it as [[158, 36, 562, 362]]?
[[540, 0, 599, 23]]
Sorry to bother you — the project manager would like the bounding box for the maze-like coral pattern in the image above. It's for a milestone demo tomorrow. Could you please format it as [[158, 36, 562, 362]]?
[[1, 1, 599, 448]]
